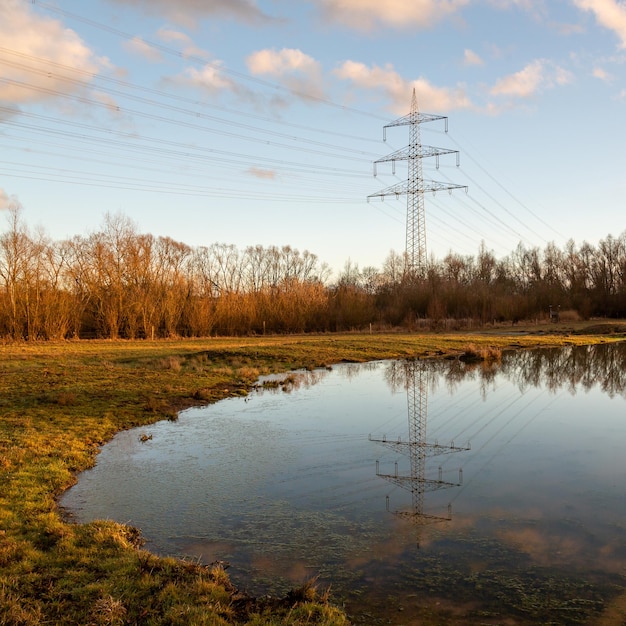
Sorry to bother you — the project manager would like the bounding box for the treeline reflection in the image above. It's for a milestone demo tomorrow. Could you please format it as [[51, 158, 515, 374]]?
[[381, 342, 626, 399], [500, 342, 626, 397]]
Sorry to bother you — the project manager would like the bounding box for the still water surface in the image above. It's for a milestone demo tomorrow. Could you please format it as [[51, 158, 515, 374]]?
[[62, 344, 626, 624]]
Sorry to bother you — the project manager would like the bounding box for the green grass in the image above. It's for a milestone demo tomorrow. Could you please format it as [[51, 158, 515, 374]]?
[[1, 325, 624, 624]]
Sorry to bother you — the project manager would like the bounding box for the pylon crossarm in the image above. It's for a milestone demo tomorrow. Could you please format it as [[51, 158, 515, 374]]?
[[376, 474, 460, 492], [368, 180, 467, 200], [371, 438, 469, 456], [372, 441, 413, 453], [384, 112, 447, 130], [394, 510, 451, 524], [367, 181, 409, 199], [376, 474, 414, 489], [420, 477, 462, 492], [369, 435, 412, 452], [424, 180, 468, 193], [418, 442, 472, 456], [374, 147, 411, 164], [375, 145, 458, 165]]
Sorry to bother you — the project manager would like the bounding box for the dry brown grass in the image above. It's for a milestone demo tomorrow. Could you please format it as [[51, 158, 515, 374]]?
[[160, 355, 183, 371], [461, 343, 503, 362], [91, 595, 127, 626], [558, 309, 581, 322]]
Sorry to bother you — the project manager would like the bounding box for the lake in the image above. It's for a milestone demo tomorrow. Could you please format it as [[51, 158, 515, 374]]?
[[61, 343, 626, 625]]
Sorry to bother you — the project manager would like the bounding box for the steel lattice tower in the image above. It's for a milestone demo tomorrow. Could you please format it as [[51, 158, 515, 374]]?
[[407, 359, 428, 517], [368, 89, 467, 275], [370, 360, 469, 532], [407, 89, 426, 274]]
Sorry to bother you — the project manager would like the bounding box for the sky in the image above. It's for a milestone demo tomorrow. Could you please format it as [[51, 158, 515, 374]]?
[[1, 0, 626, 277]]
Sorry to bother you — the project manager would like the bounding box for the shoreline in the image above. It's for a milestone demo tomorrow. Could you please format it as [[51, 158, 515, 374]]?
[[2, 326, 625, 624]]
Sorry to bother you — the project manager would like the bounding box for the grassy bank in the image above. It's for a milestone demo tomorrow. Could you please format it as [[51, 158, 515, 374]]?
[[1, 326, 625, 625]]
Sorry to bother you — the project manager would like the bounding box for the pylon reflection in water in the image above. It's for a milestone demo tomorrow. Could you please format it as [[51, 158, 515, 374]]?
[[370, 360, 470, 530]]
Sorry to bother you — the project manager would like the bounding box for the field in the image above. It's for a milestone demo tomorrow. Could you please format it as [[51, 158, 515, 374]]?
[[1, 324, 625, 625]]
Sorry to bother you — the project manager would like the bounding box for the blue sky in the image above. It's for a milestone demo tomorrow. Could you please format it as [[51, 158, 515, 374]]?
[[1, 0, 625, 276]]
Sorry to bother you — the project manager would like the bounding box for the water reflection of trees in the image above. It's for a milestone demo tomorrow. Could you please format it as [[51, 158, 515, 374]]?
[[255, 344, 626, 399], [381, 343, 626, 399], [336, 361, 381, 381], [500, 343, 626, 398], [254, 368, 329, 394], [383, 355, 500, 399]]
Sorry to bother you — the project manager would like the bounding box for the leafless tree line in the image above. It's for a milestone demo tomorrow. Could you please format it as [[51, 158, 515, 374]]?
[[1, 202, 626, 339], [352, 236, 626, 329]]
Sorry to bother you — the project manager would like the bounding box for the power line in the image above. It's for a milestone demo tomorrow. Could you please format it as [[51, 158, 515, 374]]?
[[447, 132, 567, 241], [0, 76, 377, 162], [0, 45, 383, 146], [0, 56, 380, 158], [27, 0, 390, 121], [6, 0, 569, 264], [0, 108, 371, 174]]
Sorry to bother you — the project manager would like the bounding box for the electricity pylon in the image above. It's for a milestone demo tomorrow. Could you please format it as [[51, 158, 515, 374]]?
[[368, 89, 467, 275], [370, 360, 469, 534]]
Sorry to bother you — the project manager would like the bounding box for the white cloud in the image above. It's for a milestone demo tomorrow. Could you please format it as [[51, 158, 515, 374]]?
[[104, 0, 272, 26], [483, 101, 509, 115], [490, 59, 573, 98], [0, 0, 106, 106], [314, 0, 470, 31], [246, 48, 326, 101], [334, 61, 471, 113], [573, 0, 626, 47], [173, 62, 238, 94], [124, 36, 163, 62], [491, 61, 544, 97], [488, 0, 577, 34], [553, 65, 574, 85], [551, 21, 585, 35], [156, 28, 210, 59], [247, 48, 319, 77], [593, 66, 612, 80], [463, 49, 484, 66], [0, 188, 11, 211], [91, 92, 124, 118], [487, 0, 545, 13], [0, 189, 22, 213], [247, 167, 277, 180]]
